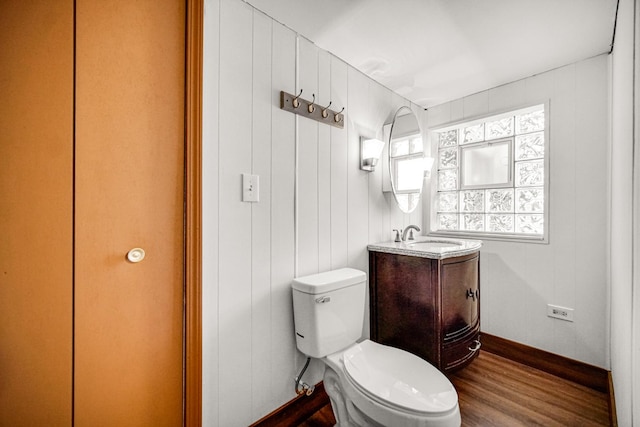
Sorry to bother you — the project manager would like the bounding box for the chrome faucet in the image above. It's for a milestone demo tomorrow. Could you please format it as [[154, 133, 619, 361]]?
[[401, 225, 421, 242]]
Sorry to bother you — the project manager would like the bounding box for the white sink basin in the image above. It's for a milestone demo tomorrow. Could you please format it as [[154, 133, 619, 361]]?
[[406, 241, 461, 249]]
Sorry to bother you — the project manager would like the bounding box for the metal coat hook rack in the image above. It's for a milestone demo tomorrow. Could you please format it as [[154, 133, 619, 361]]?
[[280, 90, 345, 129]]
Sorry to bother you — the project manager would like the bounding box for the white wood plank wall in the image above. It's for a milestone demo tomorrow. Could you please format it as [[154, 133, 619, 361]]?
[[202, 0, 420, 425], [609, 0, 636, 424], [425, 54, 609, 369]]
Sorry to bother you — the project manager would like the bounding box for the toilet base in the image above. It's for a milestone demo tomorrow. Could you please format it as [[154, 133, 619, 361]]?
[[324, 366, 383, 427]]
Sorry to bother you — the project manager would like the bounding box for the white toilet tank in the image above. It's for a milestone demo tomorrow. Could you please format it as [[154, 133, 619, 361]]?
[[292, 268, 366, 358]]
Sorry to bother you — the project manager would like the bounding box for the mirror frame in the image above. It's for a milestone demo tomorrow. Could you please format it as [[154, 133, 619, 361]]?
[[388, 106, 423, 213]]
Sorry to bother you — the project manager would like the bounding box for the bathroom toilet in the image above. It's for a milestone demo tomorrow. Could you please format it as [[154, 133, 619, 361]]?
[[292, 268, 461, 427]]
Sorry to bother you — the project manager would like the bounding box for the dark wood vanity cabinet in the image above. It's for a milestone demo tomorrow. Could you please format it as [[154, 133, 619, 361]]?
[[368, 250, 480, 373]]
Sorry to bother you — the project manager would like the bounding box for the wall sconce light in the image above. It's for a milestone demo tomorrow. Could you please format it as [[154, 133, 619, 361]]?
[[360, 137, 385, 172]]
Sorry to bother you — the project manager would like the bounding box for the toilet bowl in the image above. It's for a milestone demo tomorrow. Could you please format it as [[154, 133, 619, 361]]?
[[291, 268, 461, 427], [323, 340, 460, 427]]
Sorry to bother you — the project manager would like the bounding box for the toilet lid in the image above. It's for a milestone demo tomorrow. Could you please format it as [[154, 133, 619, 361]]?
[[343, 340, 458, 414]]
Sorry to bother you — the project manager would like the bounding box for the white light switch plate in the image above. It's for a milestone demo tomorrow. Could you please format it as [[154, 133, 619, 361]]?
[[242, 173, 259, 202]]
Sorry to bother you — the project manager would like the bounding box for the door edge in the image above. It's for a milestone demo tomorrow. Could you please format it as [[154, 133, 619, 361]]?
[[185, 0, 203, 425]]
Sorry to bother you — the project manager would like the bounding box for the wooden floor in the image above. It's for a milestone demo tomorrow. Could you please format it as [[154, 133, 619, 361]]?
[[298, 351, 610, 426]]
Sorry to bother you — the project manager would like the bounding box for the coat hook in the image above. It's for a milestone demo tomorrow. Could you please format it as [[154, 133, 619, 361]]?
[[321, 101, 332, 118], [292, 89, 303, 108], [280, 91, 344, 128], [307, 94, 315, 113]]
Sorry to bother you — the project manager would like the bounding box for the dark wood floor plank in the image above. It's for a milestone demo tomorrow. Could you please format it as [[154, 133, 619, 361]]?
[[449, 353, 609, 426], [452, 353, 609, 426], [481, 333, 609, 392], [451, 375, 566, 426], [299, 351, 610, 426]]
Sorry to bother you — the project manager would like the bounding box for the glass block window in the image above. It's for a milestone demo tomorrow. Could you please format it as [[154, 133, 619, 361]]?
[[432, 104, 547, 239]]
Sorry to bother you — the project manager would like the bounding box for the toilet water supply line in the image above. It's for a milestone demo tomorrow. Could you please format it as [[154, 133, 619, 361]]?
[[294, 357, 315, 396]]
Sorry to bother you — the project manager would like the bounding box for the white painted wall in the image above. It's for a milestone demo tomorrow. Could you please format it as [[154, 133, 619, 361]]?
[[202, 0, 423, 425], [609, 0, 637, 424], [425, 55, 610, 368]]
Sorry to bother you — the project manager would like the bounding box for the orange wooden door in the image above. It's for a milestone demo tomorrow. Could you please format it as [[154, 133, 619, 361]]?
[[74, 0, 186, 425], [0, 1, 74, 424]]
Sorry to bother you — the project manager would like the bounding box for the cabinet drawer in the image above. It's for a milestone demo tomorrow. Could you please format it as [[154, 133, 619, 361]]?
[[443, 334, 481, 372], [443, 319, 479, 344]]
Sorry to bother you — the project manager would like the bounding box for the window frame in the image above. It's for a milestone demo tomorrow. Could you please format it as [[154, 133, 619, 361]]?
[[459, 137, 514, 190], [428, 101, 550, 244], [389, 131, 424, 195], [392, 152, 425, 194]]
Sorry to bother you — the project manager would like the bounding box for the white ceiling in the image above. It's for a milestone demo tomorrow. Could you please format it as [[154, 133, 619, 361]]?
[[244, 0, 618, 108]]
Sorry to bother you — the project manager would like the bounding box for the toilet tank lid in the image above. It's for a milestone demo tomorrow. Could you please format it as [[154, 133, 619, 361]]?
[[292, 268, 366, 294]]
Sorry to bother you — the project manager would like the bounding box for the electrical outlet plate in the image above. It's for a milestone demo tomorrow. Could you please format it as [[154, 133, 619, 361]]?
[[547, 304, 574, 322]]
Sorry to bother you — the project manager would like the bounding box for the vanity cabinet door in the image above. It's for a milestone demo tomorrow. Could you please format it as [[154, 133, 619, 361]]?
[[441, 254, 479, 344], [369, 252, 440, 364]]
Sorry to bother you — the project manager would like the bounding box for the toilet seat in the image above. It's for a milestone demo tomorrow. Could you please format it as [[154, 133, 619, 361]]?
[[342, 340, 458, 415]]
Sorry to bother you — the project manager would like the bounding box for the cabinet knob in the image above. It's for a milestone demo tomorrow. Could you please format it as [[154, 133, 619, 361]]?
[[466, 288, 476, 301], [126, 248, 146, 263]]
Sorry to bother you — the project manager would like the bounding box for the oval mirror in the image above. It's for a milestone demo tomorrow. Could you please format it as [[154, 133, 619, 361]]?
[[388, 106, 424, 213]]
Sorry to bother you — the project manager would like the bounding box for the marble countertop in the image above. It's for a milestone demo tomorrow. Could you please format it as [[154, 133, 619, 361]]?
[[367, 236, 482, 260]]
